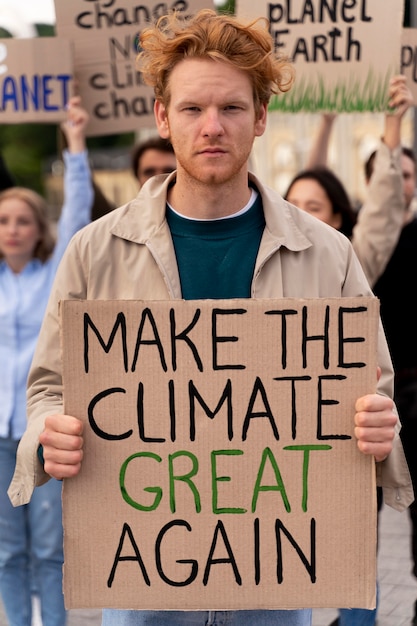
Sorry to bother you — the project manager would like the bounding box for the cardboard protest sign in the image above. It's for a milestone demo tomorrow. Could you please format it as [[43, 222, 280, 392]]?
[[53, 0, 214, 137], [61, 297, 379, 610], [401, 28, 417, 104], [236, 0, 403, 113], [0, 37, 73, 124]]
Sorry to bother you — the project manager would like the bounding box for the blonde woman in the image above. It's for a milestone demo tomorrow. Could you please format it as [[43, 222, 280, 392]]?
[[0, 97, 93, 626]]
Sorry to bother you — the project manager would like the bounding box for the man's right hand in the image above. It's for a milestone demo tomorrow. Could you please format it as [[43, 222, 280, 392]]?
[[39, 415, 84, 480]]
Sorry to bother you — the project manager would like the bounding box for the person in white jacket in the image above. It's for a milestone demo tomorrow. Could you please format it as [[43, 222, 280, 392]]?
[[287, 75, 414, 626]]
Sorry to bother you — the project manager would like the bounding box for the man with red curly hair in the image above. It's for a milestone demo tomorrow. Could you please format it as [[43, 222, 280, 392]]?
[[9, 9, 411, 626]]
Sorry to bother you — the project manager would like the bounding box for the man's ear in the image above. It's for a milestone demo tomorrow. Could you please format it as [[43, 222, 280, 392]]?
[[154, 100, 170, 139], [254, 103, 268, 137]]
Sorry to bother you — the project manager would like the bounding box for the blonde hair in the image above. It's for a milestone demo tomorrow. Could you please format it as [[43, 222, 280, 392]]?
[[0, 187, 55, 262], [137, 8, 295, 115]]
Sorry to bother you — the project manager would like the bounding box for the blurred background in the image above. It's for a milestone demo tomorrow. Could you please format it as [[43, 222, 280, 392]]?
[[0, 0, 416, 216]]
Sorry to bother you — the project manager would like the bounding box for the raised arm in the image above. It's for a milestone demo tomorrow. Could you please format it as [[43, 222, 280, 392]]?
[[305, 112, 337, 168], [51, 96, 94, 266], [61, 95, 89, 155], [352, 75, 414, 287]]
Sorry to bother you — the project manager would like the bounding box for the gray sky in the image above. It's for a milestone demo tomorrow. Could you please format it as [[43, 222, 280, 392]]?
[[0, 0, 55, 36]]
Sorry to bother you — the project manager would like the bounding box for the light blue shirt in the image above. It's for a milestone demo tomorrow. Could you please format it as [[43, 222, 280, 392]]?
[[0, 150, 93, 439]]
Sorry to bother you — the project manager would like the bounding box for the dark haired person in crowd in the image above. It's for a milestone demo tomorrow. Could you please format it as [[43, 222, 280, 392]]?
[[369, 143, 417, 626], [131, 136, 176, 187], [285, 166, 357, 238], [291, 75, 414, 626]]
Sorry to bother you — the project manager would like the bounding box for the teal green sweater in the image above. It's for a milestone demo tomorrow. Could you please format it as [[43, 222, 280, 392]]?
[[166, 194, 265, 300]]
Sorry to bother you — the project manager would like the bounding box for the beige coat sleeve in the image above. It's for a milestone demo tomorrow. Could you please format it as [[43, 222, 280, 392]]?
[[8, 236, 88, 506], [374, 313, 414, 511], [352, 141, 405, 288]]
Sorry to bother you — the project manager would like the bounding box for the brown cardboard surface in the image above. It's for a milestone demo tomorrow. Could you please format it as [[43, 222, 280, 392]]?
[[236, 0, 403, 113], [61, 297, 379, 610], [401, 28, 417, 104], [53, 0, 215, 137], [0, 37, 73, 124]]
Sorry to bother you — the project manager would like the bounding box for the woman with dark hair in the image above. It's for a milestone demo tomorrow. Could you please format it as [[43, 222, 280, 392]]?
[[286, 76, 414, 626], [285, 166, 357, 238]]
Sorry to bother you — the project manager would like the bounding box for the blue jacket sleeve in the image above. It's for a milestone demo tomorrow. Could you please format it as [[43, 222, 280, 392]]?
[[50, 149, 94, 270]]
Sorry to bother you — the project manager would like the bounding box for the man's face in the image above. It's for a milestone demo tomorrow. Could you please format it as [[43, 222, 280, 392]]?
[[401, 153, 416, 210], [137, 149, 177, 186], [154, 58, 267, 186]]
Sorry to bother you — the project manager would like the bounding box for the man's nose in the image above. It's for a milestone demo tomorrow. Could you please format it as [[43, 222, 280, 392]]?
[[202, 110, 224, 136]]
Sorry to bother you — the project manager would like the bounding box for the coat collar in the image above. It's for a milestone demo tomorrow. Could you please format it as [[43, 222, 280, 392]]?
[[110, 170, 313, 253]]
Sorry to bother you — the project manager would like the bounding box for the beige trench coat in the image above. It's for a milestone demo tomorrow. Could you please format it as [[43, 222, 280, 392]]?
[[8, 172, 413, 511]]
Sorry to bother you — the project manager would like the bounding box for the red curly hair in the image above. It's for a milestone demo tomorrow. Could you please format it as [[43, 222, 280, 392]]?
[[137, 8, 295, 116]]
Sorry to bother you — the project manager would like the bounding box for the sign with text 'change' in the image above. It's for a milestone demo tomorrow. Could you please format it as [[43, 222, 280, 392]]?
[[54, 0, 214, 137]]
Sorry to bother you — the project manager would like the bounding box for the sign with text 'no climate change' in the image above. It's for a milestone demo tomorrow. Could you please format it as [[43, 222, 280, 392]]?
[[61, 297, 379, 610], [0, 38, 73, 124], [54, 0, 214, 137], [236, 0, 403, 113]]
